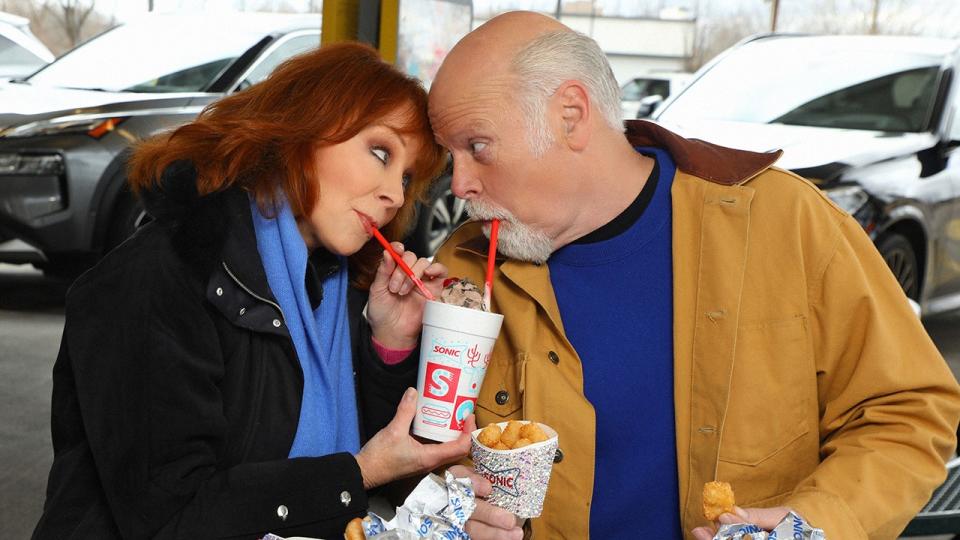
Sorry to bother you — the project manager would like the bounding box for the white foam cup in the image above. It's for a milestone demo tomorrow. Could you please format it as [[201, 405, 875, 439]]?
[[412, 300, 503, 442]]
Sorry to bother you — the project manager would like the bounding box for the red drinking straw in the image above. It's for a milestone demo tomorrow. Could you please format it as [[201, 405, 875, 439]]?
[[367, 224, 436, 301], [483, 219, 500, 310]]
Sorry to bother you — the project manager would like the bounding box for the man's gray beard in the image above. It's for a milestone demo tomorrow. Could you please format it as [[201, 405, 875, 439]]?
[[465, 200, 554, 264]]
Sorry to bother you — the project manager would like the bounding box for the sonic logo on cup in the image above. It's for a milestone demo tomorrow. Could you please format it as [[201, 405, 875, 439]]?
[[476, 462, 520, 498], [432, 345, 461, 358], [424, 362, 461, 403]]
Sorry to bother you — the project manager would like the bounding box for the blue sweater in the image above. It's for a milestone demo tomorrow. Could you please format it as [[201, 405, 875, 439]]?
[[548, 148, 680, 538]]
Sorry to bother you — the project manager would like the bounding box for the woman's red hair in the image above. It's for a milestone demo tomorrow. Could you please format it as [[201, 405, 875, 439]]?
[[128, 42, 446, 287]]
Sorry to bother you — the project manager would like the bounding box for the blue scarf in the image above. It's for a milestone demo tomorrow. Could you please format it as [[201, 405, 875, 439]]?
[[250, 196, 360, 458]]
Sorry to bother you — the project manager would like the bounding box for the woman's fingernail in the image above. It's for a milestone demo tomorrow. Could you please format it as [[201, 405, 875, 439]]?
[[405, 388, 417, 401], [734, 506, 748, 519]]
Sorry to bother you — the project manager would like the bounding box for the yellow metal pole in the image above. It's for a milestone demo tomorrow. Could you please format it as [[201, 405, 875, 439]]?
[[378, 0, 399, 64], [321, 0, 360, 45]]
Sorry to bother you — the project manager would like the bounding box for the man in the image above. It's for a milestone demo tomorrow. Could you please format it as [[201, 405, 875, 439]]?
[[432, 10, 960, 540]]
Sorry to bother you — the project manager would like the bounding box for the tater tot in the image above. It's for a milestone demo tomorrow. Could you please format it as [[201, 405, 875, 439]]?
[[477, 423, 502, 447], [519, 422, 549, 443], [702, 481, 735, 521], [344, 517, 365, 540], [500, 421, 523, 447], [512, 438, 532, 449], [492, 441, 511, 450]]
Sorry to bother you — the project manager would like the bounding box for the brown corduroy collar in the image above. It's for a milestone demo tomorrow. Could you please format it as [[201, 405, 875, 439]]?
[[624, 120, 782, 186]]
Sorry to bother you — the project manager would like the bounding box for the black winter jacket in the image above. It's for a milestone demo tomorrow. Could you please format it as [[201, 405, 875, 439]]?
[[33, 163, 417, 539]]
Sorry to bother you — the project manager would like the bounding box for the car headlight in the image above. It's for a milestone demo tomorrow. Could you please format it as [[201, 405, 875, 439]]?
[[825, 185, 869, 215], [0, 153, 64, 176], [1, 114, 126, 139]]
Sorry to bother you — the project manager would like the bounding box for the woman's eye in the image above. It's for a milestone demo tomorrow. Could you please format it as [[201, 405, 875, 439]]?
[[371, 147, 389, 164], [469, 141, 487, 154]]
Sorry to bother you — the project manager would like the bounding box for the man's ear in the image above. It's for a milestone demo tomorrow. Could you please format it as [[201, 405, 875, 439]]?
[[553, 81, 591, 151]]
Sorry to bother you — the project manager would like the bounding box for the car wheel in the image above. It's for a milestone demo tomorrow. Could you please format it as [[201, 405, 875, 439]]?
[[406, 176, 468, 256], [877, 232, 919, 300], [106, 190, 151, 252]]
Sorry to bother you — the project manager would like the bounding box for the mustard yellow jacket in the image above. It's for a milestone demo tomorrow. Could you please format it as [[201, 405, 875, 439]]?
[[435, 120, 960, 539]]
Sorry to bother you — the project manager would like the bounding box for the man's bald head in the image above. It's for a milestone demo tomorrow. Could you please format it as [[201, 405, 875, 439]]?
[[432, 11, 622, 156], [440, 11, 568, 74]]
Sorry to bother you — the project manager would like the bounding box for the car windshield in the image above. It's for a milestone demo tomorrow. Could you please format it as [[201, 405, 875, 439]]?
[[26, 18, 269, 93], [0, 34, 45, 67], [657, 37, 945, 133]]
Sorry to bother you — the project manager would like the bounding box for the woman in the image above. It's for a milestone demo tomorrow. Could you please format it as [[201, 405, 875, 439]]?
[[32, 43, 470, 539]]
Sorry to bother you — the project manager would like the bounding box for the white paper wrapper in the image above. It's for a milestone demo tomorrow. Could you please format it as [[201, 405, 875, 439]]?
[[470, 422, 558, 518], [363, 471, 476, 539], [713, 511, 826, 540], [261, 472, 475, 540]]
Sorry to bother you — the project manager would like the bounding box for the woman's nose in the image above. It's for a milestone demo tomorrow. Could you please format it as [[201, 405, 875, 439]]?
[[379, 174, 405, 208]]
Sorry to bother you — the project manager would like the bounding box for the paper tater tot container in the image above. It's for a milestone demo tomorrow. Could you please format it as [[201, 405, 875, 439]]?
[[413, 300, 503, 442], [470, 422, 559, 518]]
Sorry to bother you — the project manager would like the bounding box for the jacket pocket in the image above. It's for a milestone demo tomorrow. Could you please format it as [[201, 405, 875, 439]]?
[[475, 351, 525, 419], [718, 316, 816, 467]]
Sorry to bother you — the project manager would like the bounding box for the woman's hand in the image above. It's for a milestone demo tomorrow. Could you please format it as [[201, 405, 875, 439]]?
[[355, 388, 471, 489], [366, 242, 447, 350]]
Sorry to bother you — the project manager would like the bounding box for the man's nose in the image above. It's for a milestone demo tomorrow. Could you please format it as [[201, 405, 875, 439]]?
[[450, 158, 481, 199]]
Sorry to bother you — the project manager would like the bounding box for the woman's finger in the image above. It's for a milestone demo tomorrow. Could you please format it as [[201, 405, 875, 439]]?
[[386, 388, 418, 433], [419, 431, 471, 468], [389, 249, 420, 293], [423, 261, 448, 280], [372, 249, 397, 288], [400, 257, 434, 295]]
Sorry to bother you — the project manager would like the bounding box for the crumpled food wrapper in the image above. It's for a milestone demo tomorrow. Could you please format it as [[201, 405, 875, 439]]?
[[440, 278, 486, 311], [363, 471, 476, 539], [260, 472, 475, 540], [713, 511, 826, 540]]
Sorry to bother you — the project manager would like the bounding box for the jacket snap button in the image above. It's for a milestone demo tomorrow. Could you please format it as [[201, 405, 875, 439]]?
[[495, 390, 509, 405], [273, 319, 282, 328], [215, 287, 223, 296], [239, 307, 246, 316], [340, 490, 351, 506], [277, 504, 288, 521], [547, 351, 560, 365], [554, 448, 564, 463]]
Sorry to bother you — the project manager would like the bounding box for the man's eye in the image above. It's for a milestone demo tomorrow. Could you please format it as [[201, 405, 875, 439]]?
[[371, 147, 389, 164], [469, 141, 487, 154]]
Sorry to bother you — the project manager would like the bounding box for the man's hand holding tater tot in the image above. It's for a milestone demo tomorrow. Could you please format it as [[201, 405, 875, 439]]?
[[691, 506, 792, 540]]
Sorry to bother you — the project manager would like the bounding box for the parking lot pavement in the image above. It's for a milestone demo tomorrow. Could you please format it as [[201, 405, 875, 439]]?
[[0, 263, 68, 538], [1, 261, 959, 538]]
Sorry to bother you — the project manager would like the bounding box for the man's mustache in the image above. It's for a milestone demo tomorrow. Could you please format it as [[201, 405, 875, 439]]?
[[465, 200, 513, 222]]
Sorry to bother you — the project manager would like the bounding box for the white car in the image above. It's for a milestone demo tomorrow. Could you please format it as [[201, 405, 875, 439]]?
[[0, 12, 53, 80], [620, 71, 691, 119]]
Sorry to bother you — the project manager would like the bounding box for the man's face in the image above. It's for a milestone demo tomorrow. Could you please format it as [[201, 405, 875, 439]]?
[[429, 78, 565, 262]]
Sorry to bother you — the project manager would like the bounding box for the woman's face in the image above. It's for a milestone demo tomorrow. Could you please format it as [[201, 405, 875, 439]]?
[[300, 115, 422, 256]]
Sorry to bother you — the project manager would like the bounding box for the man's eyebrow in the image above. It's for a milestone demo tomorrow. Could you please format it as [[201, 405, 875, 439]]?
[[434, 120, 490, 147]]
